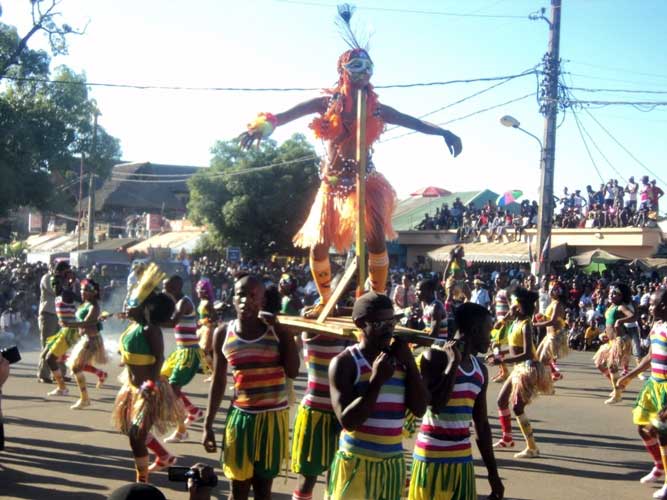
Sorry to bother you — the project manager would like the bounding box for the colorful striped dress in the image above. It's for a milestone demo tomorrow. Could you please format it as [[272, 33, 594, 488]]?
[[45, 296, 80, 358], [328, 345, 407, 500], [409, 355, 484, 500], [633, 321, 667, 426], [302, 334, 350, 412]]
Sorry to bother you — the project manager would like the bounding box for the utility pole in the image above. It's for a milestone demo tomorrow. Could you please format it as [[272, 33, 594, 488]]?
[[535, 0, 562, 276], [86, 110, 100, 250], [77, 152, 84, 249]]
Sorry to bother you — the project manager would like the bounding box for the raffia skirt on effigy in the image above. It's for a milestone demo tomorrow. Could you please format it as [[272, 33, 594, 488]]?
[[293, 171, 396, 252], [536, 327, 570, 363], [510, 360, 554, 406], [67, 333, 108, 370], [111, 370, 185, 436]]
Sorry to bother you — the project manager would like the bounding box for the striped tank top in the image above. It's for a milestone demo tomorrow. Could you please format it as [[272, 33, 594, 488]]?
[[301, 333, 350, 412], [55, 297, 76, 323], [338, 345, 406, 459], [175, 297, 198, 346], [650, 321, 667, 382], [414, 355, 484, 463], [495, 289, 509, 320], [222, 320, 287, 413]]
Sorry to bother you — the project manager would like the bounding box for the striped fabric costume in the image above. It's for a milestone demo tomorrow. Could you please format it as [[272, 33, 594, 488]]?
[[633, 321, 667, 426], [221, 319, 290, 480], [292, 334, 350, 477], [409, 355, 484, 500], [328, 345, 407, 500], [45, 295, 80, 359], [423, 300, 448, 340], [162, 298, 209, 387]]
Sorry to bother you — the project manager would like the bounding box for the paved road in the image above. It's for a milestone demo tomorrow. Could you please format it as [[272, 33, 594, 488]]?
[[0, 337, 660, 500]]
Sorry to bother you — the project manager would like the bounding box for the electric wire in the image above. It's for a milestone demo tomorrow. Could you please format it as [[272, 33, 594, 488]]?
[[570, 109, 605, 183]]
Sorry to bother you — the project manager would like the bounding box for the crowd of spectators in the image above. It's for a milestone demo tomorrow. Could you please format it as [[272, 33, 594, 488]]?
[[414, 175, 664, 237]]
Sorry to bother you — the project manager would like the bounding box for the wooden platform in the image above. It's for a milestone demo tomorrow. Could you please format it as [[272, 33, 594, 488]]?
[[278, 315, 435, 346]]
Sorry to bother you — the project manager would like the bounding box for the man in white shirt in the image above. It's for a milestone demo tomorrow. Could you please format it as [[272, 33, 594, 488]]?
[[625, 176, 638, 212], [471, 279, 491, 309], [37, 261, 70, 382]]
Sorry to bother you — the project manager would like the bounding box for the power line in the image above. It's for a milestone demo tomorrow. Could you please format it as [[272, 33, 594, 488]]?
[[568, 72, 667, 88], [384, 68, 537, 133], [581, 107, 667, 186], [275, 0, 528, 19], [108, 155, 320, 183], [570, 108, 605, 183], [574, 111, 626, 180], [1, 70, 536, 92], [566, 99, 667, 110], [565, 60, 667, 80], [381, 92, 535, 143], [569, 86, 667, 95]]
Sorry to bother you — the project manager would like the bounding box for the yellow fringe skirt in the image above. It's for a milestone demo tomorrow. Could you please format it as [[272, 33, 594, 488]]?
[[223, 406, 290, 481], [633, 378, 667, 427], [111, 371, 185, 436], [291, 404, 341, 477], [408, 459, 476, 500], [293, 172, 397, 252], [510, 360, 554, 406], [328, 451, 405, 500]]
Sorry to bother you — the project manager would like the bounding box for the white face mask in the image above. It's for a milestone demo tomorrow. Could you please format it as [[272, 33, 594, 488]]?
[[344, 56, 374, 80]]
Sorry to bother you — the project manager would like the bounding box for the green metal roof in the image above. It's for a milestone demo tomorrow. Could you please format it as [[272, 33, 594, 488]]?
[[392, 189, 503, 231]]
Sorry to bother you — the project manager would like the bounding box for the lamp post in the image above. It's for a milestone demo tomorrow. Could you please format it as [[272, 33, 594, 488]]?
[[500, 115, 550, 277]]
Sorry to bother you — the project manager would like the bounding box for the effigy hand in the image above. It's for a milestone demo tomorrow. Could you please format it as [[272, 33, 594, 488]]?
[[442, 130, 462, 157], [238, 130, 263, 150]]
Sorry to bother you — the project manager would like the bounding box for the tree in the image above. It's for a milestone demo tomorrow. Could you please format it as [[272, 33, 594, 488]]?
[[0, 8, 120, 220], [188, 134, 321, 257]]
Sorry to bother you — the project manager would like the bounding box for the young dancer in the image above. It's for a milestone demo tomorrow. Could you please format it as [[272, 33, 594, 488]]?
[[195, 278, 216, 382], [239, 6, 461, 317], [112, 263, 184, 482], [43, 271, 79, 396], [65, 279, 108, 410], [327, 291, 428, 500], [490, 272, 511, 382], [535, 281, 568, 381], [491, 287, 553, 458], [593, 282, 636, 404], [416, 278, 448, 340], [410, 303, 504, 500], [162, 275, 210, 443], [617, 288, 667, 499], [291, 331, 352, 500], [443, 245, 470, 303], [202, 273, 299, 500]]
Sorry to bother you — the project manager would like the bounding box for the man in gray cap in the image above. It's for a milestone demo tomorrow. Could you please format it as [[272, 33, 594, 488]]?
[[327, 291, 427, 500]]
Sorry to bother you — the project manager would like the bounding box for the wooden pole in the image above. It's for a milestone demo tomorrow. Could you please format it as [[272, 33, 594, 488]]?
[[355, 88, 368, 297]]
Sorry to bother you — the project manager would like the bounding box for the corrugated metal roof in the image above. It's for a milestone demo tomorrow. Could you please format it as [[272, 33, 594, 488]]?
[[428, 241, 567, 264]]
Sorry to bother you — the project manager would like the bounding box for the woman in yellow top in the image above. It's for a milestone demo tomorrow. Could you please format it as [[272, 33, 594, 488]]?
[[535, 282, 568, 381], [443, 245, 470, 302], [489, 287, 553, 459]]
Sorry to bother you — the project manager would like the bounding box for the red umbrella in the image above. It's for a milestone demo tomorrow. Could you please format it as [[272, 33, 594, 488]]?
[[410, 186, 452, 197]]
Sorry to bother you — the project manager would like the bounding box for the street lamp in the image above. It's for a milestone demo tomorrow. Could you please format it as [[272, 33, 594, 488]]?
[[500, 115, 543, 150], [499, 115, 551, 277]]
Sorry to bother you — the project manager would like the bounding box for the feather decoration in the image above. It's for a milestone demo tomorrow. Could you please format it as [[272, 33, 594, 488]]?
[[336, 3, 362, 49]]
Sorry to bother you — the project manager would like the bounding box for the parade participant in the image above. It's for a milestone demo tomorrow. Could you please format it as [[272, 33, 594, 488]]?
[[593, 282, 636, 405], [65, 279, 108, 410], [279, 274, 303, 316], [491, 272, 511, 382], [291, 329, 352, 500], [239, 5, 461, 318], [416, 278, 448, 340], [410, 303, 504, 500], [535, 281, 568, 381], [202, 273, 299, 500], [327, 291, 428, 500], [112, 263, 184, 482], [491, 288, 553, 458], [195, 278, 216, 381], [617, 288, 667, 499], [443, 246, 470, 303], [43, 271, 80, 396], [37, 260, 70, 383], [162, 275, 210, 443]]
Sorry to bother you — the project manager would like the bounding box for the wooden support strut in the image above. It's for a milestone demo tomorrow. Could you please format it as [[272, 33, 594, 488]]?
[[355, 88, 368, 298]]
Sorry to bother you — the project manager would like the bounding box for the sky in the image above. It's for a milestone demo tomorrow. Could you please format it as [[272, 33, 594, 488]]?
[[3, 0, 667, 204]]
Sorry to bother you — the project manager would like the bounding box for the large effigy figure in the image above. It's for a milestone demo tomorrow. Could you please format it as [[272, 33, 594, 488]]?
[[240, 5, 462, 317]]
